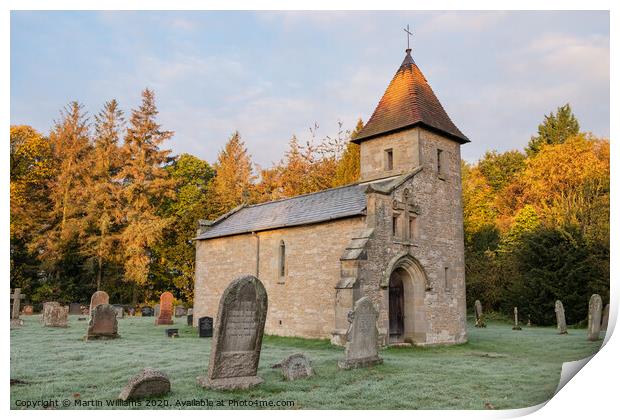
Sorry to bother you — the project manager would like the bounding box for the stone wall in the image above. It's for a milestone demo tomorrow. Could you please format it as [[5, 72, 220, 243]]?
[[194, 217, 366, 339], [356, 126, 468, 346], [359, 128, 421, 182]]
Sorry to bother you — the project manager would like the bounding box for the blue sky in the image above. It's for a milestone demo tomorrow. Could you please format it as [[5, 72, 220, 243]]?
[[11, 11, 609, 166]]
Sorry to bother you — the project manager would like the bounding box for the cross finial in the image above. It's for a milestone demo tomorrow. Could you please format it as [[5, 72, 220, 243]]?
[[404, 24, 413, 52]]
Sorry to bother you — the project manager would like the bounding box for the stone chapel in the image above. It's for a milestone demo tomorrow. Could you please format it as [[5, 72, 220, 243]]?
[[193, 46, 469, 346]]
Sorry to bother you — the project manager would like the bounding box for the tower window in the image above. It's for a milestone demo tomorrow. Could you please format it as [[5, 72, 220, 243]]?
[[278, 240, 286, 278], [444, 266, 450, 291], [392, 215, 399, 237], [385, 149, 394, 171], [437, 149, 444, 175]]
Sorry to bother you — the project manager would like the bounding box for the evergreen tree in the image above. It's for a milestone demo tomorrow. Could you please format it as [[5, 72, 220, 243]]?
[[526, 103, 580, 156], [210, 131, 256, 216], [477, 149, 525, 192], [118, 89, 176, 301], [81, 100, 124, 290]]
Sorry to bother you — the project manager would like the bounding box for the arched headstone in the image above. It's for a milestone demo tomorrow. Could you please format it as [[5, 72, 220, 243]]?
[[338, 297, 383, 369], [85, 304, 119, 340], [156, 292, 174, 325], [587, 294, 602, 341], [555, 300, 567, 334], [89, 291, 109, 316], [197, 275, 268, 390]]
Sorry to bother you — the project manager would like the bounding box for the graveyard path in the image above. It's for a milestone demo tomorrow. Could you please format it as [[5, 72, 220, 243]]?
[[10, 315, 603, 410]]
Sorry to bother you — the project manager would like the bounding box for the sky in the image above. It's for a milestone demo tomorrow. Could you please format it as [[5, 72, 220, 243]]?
[[10, 11, 610, 167]]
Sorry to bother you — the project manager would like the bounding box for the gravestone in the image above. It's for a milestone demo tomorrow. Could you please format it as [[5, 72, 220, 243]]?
[[119, 369, 171, 401], [89, 291, 109, 316], [43, 304, 69, 327], [601, 303, 609, 331], [128, 307, 136, 316], [199, 316, 213, 337], [153, 304, 160, 318], [474, 300, 486, 328], [41, 302, 60, 324], [187, 314, 194, 326], [113, 305, 125, 319], [174, 305, 187, 317], [85, 304, 119, 340], [187, 308, 193, 316], [587, 294, 602, 341], [22, 305, 33, 315], [155, 292, 174, 325], [197, 275, 268, 390], [273, 353, 314, 381], [512, 307, 522, 330], [141, 306, 153, 317], [11, 288, 25, 320], [69, 303, 82, 315], [555, 300, 568, 334], [338, 297, 383, 369]]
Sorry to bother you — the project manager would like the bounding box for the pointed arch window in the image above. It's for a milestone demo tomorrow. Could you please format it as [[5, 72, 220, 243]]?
[[278, 240, 286, 279]]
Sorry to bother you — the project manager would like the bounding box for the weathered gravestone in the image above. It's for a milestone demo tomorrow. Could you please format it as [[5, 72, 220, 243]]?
[[113, 305, 125, 319], [601, 303, 609, 331], [555, 300, 568, 334], [474, 300, 486, 328], [11, 288, 25, 320], [22, 305, 33, 315], [187, 314, 194, 326], [141, 306, 153, 317], [175, 305, 187, 317], [199, 316, 213, 337], [197, 275, 268, 390], [41, 301, 60, 324], [119, 368, 171, 401], [89, 291, 109, 316], [512, 307, 522, 330], [338, 297, 383, 369], [272, 353, 314, 381], [69, 303, 82, 315], [153, 304, 160, 318], [43, 303, 69, 327], [155, 292, 174, 325], [85, 304, 119, 340], [587, 294, 602, 341]]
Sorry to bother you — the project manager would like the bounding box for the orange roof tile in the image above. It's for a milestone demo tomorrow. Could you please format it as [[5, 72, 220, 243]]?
[[353, 49, 469, 144]]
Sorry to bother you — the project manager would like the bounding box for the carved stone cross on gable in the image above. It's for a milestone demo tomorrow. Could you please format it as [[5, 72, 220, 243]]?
[[10, 288, 26, 320], [392, 188, 420, 242]]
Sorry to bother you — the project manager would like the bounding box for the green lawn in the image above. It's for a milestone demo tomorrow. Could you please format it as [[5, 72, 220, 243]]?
[[10, 315, 603, 410]]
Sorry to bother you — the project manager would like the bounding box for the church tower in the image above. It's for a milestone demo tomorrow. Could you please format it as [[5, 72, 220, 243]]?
[[352, 48, 469, 182]]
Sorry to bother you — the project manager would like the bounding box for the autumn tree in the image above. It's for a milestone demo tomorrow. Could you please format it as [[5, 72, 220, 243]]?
[[333, 118, 363, 186], [210, 131, 256, 216], [526, 103, 580, 156], [80, 100, 124, 290], [118, 89, 176, 302]]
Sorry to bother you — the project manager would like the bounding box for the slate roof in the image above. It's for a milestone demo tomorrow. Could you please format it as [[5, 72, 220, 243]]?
[[195, 183, 367, 240], [353, 49, 469, 144]]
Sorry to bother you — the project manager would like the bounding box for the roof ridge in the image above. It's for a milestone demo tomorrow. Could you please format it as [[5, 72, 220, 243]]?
[[244, 181, 363, 210]]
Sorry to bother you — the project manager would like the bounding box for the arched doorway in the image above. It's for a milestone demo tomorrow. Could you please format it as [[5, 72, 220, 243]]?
[[383, 252, 428, 344], [389, 269, 405, 342]]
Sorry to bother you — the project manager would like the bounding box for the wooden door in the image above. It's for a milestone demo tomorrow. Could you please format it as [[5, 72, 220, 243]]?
[[389, 275, 404, 341]]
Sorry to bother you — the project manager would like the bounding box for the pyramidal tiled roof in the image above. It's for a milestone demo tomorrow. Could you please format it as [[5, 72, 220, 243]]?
[[353, 49, 469, 143]]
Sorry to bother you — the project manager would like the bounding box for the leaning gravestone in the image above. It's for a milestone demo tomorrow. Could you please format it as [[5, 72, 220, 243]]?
[[119, 368, 171, 401], [89, 291, 109, 316], [85, 304, 119, 340], [338, 297, 383, 369], [69, 303, 82, 315], [199, 316, 213, 337], [273, 353, 314, 381], [587, 294, 602, 341], [601, 303, 609, 331], [156, 292, 174, 325], [555, 300, 568, 334], [474, 300, 486, 328], [43, 304, 69, 327], [197, 275, 268, 390]]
